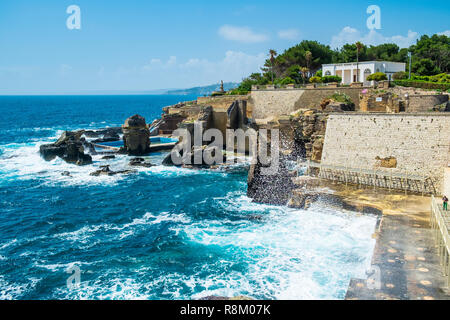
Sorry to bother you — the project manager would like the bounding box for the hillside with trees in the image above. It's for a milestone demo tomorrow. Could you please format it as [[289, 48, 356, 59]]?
[[230, 33, 450, 94]]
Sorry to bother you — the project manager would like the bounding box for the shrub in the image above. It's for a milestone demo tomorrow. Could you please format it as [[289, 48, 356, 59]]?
[[393, 71, 407, 80], [309, 76, 322, 83], [328, 91, 354, 105], [367, 72, 387, 81], [429, 73, 450, 83], [315, 70, 323, 77], [322, 75, 342, 83], [393, 80, 450, 91], [277, 77, 295, 85]]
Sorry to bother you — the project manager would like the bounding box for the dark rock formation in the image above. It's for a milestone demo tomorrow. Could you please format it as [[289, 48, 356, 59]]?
[[101, 155, 116, 160], [84, 127, 122, 139], [227, 100, 248, 130], [151, 114, 186, 136], [247, 156, 297, 205], [129, 158, 153, 168], [39, 130, 93, 165], [291, 110, 328, 162], [89, 165, 135, 176], [122, 115, 151, 156], [162, 106, 223, 168], [287, 190, 320, 209]]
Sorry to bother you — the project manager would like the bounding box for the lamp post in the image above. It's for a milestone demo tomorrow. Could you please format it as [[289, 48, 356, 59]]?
[[408, 52, 412, 79]]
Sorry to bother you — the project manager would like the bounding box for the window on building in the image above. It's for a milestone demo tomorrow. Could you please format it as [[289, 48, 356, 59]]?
[[325, 71, 331, 76]]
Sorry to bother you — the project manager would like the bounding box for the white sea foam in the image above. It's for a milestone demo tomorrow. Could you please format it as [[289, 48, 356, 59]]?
[[182, 198, 377, 300], [0, 276, 40, 300]]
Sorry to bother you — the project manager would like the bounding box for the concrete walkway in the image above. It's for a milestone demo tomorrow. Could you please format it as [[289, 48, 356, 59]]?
[[334, 187, 450, 300]]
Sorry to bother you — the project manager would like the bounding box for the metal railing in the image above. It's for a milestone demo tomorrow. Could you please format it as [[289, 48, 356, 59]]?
[[300, 160, 436, 195], [431, 195, 450, 287]]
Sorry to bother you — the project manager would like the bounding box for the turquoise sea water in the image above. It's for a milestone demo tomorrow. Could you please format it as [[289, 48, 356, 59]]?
[[0, 95, 377, 300]]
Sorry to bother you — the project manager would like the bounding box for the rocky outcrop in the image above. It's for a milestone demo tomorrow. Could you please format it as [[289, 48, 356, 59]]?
[[122, 115, 151, 156], [152, 114, 186, 135], [129, 158, 153, 168], [162, 106, 223, 168], [247, 155, 297, 205], [39, 130, 93, 165], [247, 110, 329, 205], [84, 127, 122, 142], [291, 110, 328, 162], [227, 100, 248, 130], [84, 127, 122, 138], [89, 165, 135, 176]]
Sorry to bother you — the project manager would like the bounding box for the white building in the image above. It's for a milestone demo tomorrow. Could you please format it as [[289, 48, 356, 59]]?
[[322, 61, 406, 86]]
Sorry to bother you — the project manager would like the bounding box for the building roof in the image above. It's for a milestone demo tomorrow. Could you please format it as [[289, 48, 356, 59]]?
[[322, 61, 406, 67]]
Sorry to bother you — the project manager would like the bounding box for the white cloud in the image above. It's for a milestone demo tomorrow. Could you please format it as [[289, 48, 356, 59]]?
[[140, 51, 266, 86], [218, 25, 269, 43], [331, 27, 419, 49], [143, 56, 177, 71], [278, 29, 300, 40], [438, 30, 450, 37]]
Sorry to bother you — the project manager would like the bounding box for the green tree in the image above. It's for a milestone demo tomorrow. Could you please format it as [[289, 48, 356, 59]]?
[[269, 49, 278, 84], [300, 67, 310, 84], [412, 58, 441, 76], [409, 34, 450, 74]]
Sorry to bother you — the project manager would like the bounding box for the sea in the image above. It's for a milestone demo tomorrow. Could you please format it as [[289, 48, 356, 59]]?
[[0, 95, 377, 300]]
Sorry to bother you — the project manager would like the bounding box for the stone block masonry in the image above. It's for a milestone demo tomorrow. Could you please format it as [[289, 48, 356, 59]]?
[[251, 87, 368, 119], [321, 114, 450, 194], [444, 168, 450, 198]]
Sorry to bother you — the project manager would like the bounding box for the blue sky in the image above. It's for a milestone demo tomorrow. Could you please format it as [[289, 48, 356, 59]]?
[[0, 0, 449, 94]]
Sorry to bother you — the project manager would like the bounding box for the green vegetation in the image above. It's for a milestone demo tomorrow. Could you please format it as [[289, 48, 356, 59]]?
[[393, 71, 408, 80], [328, 92, 354, 105], [229, 33, 449, 95], [367, 72, 388, 81], [393, 80, 450, 91]]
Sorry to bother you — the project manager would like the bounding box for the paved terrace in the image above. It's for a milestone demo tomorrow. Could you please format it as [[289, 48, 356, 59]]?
[[331, 186, 450, 300]]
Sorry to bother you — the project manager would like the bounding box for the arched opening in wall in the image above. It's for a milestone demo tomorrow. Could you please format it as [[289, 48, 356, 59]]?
[[363, 69, 371, 86], [325, 71, 331, 76]]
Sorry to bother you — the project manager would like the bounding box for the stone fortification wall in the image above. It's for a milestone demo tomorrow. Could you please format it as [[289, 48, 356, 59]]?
[[321, 113, 450, 193], [251, 87, 368, 119]]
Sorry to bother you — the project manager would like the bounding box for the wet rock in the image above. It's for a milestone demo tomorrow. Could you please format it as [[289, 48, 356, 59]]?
[[61, 171, 71, 177], [39, 130, 93, 165], [129, 158, 153, 168], [287, 189, 320, 209], [101, 155, 116, 160], [84, 127, 122, 138], [162, 152, 174, 166], [89, 165, 135, 176], [247, 155, 297, 205], [122, 115, 151, 156]]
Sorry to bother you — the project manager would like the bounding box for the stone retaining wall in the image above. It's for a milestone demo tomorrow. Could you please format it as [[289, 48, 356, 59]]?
[[251, 87, 369, 119], [321, 113, 450, 193]]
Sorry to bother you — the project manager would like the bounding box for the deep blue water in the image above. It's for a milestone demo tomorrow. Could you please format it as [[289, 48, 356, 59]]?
[[0, 95, 377, 300]]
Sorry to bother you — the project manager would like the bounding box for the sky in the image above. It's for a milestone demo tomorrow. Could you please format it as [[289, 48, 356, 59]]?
[[0, 0, 449, 94]]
